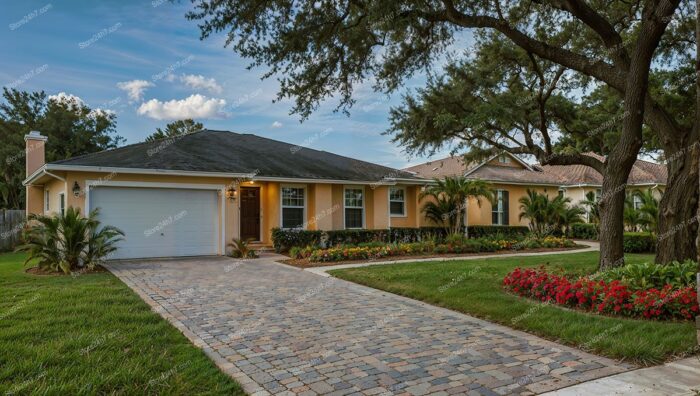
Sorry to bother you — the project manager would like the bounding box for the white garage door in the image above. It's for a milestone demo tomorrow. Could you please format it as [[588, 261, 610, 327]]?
[[90, 187, 219, 259]]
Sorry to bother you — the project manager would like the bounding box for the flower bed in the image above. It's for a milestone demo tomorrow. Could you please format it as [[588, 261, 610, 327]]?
[[503, 267, 698, 321], [290, 236, 577, 263]]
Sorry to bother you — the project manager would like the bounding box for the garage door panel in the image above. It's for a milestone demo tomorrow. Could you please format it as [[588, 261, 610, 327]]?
[[90, 187, 219, 259]]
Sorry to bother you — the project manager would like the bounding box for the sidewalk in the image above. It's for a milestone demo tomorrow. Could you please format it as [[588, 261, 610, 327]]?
[[542, 357, 700, 395]]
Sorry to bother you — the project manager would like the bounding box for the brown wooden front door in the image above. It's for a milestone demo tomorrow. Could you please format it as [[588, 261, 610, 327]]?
[[240, 187, 260, 241]]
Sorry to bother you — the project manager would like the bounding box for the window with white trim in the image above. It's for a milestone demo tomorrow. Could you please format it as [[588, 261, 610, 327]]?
[[498, 155, 510, 163], [59, 192, 65, 215], [281, 186, 305, 229], [492, 190, 509, 225], [344, 187, 364, 229], [44, 189, 50, 212], [633, 194, 643, 210], [389, 187, 406, 216]]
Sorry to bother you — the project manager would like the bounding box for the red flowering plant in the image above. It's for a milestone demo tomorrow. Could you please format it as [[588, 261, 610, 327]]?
[[503, 266, 698, 321]]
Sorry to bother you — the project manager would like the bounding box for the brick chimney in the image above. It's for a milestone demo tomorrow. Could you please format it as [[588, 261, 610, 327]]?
[[24, 131, 47, 176]]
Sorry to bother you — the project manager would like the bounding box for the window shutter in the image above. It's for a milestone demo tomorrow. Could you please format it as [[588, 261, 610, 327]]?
[[502, 190, 510, 225]]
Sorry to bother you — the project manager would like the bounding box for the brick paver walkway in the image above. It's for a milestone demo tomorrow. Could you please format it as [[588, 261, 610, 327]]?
[[106, 255, 631, 396]]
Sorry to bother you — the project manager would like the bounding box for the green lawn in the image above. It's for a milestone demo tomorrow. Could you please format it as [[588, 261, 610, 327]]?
[[0, 252, 244, 395], [330, 252, 698, 366]]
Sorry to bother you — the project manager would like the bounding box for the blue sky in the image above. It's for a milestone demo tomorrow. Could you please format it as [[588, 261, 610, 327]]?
[[1, 0, 463, 169]]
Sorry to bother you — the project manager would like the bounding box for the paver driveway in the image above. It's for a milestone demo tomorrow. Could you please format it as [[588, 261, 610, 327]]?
[[106, 255, 631, 396]]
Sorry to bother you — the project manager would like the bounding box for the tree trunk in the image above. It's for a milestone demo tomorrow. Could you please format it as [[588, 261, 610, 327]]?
[[598, 164, 636, 270], [656, 147, 700, 263]]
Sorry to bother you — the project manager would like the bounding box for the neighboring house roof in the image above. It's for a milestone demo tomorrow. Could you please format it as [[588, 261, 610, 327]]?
[[539, 153, 667, 186], [466, 165, 568, 185], [404, 152, 667, 186], [45, 129, 424, 183], [404, 156, 475, 179]]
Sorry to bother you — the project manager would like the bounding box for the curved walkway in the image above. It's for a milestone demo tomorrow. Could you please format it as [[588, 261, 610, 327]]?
[[105, 245, 632, 396], [306, 241, 600, 278]]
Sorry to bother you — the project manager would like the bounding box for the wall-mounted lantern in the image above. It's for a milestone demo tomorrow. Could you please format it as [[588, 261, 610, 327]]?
[[225, 185, 237, 201], [72, 181, 81, 197]]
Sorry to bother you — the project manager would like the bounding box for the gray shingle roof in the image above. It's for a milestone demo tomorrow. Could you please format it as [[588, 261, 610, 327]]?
[[51, 130, 423, 182]]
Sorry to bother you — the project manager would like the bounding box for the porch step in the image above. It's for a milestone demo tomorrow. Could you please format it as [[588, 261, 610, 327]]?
[[249, 243, 274, 252]]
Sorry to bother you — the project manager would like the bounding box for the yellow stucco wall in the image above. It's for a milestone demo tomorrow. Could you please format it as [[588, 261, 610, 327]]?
[[331, 184, 344, 229], [390, 186, 419, 228], [43, 178, 67, 216], [25, 185, 44, 216], [417, 183, 558, 228]]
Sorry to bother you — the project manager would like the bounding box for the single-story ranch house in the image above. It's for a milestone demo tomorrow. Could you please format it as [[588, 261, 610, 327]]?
[[23, 130, 667, 259], [23, 130, 427, 259]]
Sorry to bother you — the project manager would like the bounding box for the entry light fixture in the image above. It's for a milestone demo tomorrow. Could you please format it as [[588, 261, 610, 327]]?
[[225, 185, 237, 200], [72, 181, 81, 197]]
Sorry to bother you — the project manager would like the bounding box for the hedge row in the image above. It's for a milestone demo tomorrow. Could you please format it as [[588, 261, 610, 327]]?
[[571, 223, 599, 240], [271, 225, 530, 252], [570, 224, 656, 253], [290, 236, 576, 262], [622, 232, 656, 253]]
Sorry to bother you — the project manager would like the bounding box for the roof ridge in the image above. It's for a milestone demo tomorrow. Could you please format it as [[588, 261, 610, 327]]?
[[241, 132, 416, 177], [52, 128, 211, 164]]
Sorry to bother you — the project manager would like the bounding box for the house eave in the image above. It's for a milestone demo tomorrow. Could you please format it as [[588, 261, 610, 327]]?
[[32, 164, 429, 186]]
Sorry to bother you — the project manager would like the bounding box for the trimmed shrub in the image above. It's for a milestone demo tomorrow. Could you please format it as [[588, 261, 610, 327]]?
[[271, 228, 322, 252], [325, 229, 390, 246], [571, 223, 599, 240], [467, 225, 529, 238], [272, 226, 531, 252], [623, 232, 656, 253], [389, 227, 448, 242], [503, 267, 698, 321]]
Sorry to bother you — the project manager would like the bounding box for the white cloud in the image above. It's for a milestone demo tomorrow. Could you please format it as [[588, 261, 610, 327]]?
[[179, 74, 223, 94], [48, 92, 85, 109], [137, 94, 227, 120], [116, 80, 154, 102], [87, 108, 115, 119], [271, 121, 283, 128], [48, 92, 113, 118]]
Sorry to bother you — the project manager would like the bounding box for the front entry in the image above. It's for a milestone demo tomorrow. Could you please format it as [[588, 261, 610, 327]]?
[[240, 187, 261, 241]]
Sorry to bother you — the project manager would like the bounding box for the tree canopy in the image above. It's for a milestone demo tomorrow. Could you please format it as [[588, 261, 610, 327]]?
[[145, 119, 204, 142], [0, 89, 122, 209]]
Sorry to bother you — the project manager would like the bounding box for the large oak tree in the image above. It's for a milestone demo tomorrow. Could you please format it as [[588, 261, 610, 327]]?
[[188, 0, 691, 268]]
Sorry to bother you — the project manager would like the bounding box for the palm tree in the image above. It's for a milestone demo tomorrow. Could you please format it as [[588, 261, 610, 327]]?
[[421, 193, 458, 234], [420, 176, 493, 237], [519, 190, 579, 236], [635, 189, 660, 234], [17, 207, 124, 273], [519, 189, 549, 236], [558, 205, 586, 236], [580, 191, 600, 224]]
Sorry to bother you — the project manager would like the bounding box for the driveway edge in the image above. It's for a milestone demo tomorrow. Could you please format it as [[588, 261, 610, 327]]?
[[102, 262, 269, 396]]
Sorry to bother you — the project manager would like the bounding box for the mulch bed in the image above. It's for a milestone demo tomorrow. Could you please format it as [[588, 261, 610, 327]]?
[[25, 266, 108, 276], [279, 245, 587, 269]]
